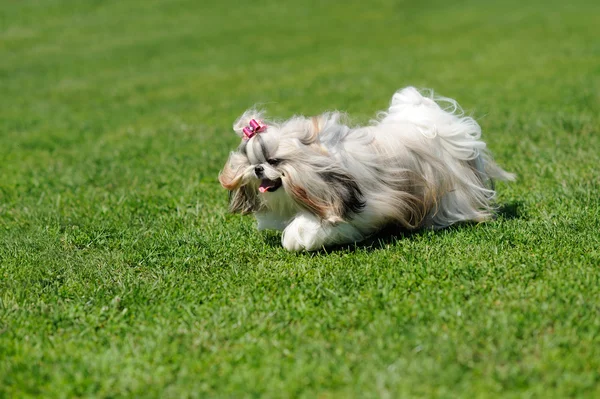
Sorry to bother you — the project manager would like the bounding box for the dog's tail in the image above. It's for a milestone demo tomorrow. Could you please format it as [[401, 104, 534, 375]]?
[[378, 86, 514, 182]]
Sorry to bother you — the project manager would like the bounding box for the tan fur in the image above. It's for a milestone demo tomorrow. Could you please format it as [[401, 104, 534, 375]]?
[[218, 164, 242, 190], [284, 180, 331, 220]]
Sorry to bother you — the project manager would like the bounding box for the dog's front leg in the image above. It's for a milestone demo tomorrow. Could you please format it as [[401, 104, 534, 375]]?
[[281, 213, 364, 251]]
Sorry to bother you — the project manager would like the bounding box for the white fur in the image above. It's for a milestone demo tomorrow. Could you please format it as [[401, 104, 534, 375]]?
[[219, 87, 514, 251]]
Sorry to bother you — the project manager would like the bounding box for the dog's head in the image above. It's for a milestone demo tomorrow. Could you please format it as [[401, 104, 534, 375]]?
[[219, 110, 364, 223]]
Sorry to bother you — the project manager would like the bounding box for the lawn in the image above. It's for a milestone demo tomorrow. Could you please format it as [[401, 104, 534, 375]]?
[[1, 0, 599, 397]]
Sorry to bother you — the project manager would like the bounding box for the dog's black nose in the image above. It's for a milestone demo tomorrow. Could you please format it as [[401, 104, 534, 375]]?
[[254, 165, 264, 177]]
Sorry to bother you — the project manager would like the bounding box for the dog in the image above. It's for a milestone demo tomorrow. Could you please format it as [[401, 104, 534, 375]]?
[[219, 87, 514, 251]]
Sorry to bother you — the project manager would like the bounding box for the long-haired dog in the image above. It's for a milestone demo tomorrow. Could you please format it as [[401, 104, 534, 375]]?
[[219, 87, 514, 251]]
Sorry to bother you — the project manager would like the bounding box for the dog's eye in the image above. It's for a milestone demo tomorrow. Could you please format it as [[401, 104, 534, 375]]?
[[267, 158, 281, 166]]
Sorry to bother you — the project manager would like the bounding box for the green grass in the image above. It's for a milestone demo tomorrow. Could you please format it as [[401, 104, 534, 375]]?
[[1, 0, 599, 397]]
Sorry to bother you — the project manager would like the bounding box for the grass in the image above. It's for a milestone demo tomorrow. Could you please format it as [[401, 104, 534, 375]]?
[[1, 0, 599, 397]]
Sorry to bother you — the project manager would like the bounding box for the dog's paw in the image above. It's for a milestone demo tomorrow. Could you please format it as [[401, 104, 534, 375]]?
[[281, 214, 324, 252], [281, 230, 305, 251]]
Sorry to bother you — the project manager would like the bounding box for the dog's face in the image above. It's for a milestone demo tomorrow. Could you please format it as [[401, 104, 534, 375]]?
[[219, 111, 364, 223]]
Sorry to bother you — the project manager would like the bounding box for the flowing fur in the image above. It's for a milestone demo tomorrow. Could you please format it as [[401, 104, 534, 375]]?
[[219, 87, 514, 251]]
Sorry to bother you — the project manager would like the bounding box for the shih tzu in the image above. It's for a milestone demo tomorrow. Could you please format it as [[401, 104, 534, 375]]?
[[219, 87, 514, 251]]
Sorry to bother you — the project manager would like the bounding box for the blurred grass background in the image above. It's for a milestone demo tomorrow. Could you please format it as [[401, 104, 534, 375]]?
[[1, 0, 599, 397]]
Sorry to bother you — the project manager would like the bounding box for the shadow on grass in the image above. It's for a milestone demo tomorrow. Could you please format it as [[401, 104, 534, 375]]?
[[262, 201, 525, 254], [497, 200, 525, 220]]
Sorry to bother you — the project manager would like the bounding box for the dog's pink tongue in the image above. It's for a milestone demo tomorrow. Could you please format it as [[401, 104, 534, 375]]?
[[259, 180, 273, 193]]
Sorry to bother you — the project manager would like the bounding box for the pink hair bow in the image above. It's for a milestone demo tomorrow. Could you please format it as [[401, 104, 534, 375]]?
[[242, 119, 267, 139]]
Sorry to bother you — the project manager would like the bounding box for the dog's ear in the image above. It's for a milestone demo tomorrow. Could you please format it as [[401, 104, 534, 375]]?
[[218, 163, 241, 191], [301, 112, 345, 145], [299, 116, 324, 145], [232, 109, 266, 139], [282, 166, 365, 224], [219, 156, 261, 214], [218, 152, 247, 190]]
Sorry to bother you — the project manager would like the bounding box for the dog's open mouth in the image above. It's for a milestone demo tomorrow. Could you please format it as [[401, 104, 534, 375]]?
[[258, 178, 282, 193]]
